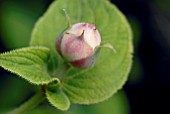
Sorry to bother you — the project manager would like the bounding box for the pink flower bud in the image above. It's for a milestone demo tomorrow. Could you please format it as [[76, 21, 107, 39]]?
[[56, 22, 101, 68]]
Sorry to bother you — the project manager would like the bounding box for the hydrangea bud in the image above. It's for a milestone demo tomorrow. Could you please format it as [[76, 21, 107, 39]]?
[[56, 22, 101, 68]]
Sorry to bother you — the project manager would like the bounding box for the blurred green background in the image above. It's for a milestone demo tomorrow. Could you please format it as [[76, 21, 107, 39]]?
[[0, 0, 170, 114]]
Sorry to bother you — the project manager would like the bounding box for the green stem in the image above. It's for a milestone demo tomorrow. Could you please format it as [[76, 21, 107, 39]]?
[[7, 92, 45, 114]]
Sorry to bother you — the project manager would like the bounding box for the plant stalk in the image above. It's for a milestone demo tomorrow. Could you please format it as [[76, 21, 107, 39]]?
[[7, 92, 45, 114]]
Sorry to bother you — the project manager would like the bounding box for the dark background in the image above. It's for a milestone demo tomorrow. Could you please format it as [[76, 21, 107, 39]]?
[[111, 0, 170, 114], [0, 0, 170, 114]]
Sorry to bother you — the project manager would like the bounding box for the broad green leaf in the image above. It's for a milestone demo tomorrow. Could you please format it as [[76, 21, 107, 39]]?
[[46, 85, 70, 111], [31, 0, 132, 107], [0, 47, 58, 85], [79, 91, 130, 114]]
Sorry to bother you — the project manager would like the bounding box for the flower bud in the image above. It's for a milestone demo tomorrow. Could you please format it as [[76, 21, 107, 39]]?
[[56, 22, 101, 68]]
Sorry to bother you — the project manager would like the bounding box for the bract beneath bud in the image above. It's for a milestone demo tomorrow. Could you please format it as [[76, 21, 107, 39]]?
[[56, 22, 101, 68]]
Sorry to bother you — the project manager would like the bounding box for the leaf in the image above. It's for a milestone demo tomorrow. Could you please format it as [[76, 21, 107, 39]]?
[[0, 47, 58, 85], [31, 0, 132, 107], [80, 91, 130, 114], [25, 91, 129, 114], [46, 85, 70, 111]]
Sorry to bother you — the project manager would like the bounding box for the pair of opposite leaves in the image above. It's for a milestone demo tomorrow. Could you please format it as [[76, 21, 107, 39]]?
[[0, 0, 132, 111]]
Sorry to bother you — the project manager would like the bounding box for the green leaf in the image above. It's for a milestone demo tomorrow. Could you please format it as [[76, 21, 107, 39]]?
[[24, 91, 129, 114], [80, 91, 130, 114], [46, 85, 70, 111], [0, 47, 58, 85], [31, 0, 132, 107]]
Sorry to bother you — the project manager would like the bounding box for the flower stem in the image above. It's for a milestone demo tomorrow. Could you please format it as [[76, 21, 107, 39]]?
[[7, 92, 45, 114]]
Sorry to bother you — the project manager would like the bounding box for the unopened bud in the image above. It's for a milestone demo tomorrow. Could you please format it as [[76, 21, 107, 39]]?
[[56, 22, 101, 68]]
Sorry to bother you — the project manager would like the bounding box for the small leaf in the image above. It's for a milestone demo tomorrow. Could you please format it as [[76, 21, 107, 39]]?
[[46, 85, 70, 111], [31, 0, 133, 107], [0, 46, 58, 85]]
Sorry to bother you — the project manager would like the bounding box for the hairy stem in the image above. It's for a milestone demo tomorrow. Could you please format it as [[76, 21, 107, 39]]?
[[7, 91, 45, 114]]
